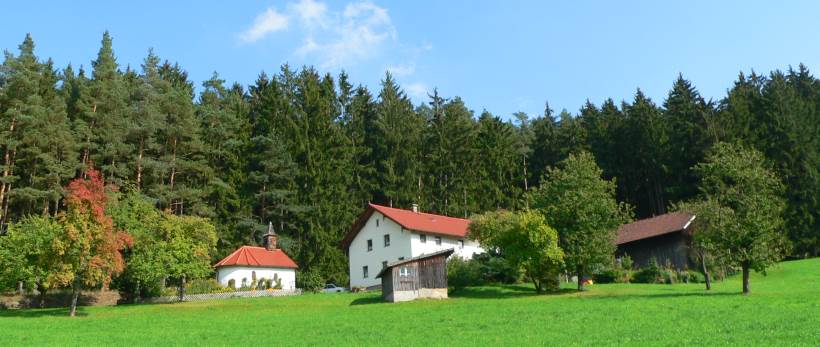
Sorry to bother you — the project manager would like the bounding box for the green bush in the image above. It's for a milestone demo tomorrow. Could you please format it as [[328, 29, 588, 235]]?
[[632, 258, 664, 284], [273, 274, 283, 290], [593, 269, 620, 284], [297, 270, 324, 292], [473, 252, 521, 284], [593, 256, 633, 284], [186, 278, 222, 294], [448, 257, 484, 291]]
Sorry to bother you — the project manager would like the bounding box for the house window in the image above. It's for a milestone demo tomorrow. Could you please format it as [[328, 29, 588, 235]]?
[[241, 278, 248, 287], [376, 219, 380, 227], [384, 234, 390, 247], [398, 257, 405, 261], [363, 266, 369, 278], [435, 236, 442, 245], [420, 234, 427, 243], [400, 267, 410, 277], [382, 261, 388, 268], [458, 240, 464, 249], [367, 239, 373, 251]]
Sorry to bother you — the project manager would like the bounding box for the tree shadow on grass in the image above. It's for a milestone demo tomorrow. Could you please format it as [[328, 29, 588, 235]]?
[[585, 291, 739, 301], [349, 295, 387, 306], [450, 285, 576, 299], [0, 307, 88, 318]]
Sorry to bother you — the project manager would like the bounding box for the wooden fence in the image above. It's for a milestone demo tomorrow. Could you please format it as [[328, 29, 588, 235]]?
[[144, 289, 302, 304]]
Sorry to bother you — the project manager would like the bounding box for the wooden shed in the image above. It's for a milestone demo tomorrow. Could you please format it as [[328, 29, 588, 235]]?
[[616, 212, 696, 270], [376, 248, 454, 302]]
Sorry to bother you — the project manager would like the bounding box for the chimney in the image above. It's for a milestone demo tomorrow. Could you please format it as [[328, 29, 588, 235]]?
[[264, 222, 278, 251], [412, 203, 419, 213]]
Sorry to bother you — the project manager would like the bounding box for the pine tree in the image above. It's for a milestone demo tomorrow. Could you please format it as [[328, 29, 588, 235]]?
[[663, 75, 713, 204], [622, 89, 669, 217], [373, 73, 423, 208], [84, 31, 130, 184], [423, 91, 477, 216]]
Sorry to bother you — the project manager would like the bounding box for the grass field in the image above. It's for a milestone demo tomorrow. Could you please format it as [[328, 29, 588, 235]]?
[[1, 258, 818, 346]]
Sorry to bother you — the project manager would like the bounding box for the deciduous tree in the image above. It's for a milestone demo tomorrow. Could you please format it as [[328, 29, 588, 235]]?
[[531, 151, 631, 291]]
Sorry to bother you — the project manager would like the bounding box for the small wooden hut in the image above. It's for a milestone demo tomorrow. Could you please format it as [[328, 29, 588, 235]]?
[[376, 248, 454, 302]]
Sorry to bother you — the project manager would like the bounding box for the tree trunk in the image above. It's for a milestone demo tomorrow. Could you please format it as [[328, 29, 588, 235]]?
[[169, 137, 177, 190], [576, 266, 584, 291], [700, 252, 711, 290], [742, 262, 750, 295], [37, 283, 48, 308], [178, 275, 186, 302], [69, 279, 81, 317], [82, 118, 96, 172], [136, 137, 144, 191], [134, 281, 141, 304]]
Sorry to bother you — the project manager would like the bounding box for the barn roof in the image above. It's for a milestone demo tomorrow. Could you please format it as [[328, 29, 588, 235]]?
[[616, 212, 696, 245], [375, 248, 455, 279], [214, 246, 298, 269], [341, 203, 471, 249]]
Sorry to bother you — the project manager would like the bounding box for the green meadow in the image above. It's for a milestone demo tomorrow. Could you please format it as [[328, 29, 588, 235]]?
[[1, 258, 818, 346]]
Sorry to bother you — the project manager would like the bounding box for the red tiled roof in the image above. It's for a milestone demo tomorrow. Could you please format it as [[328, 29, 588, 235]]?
[[214, 246, 298, 269], [341, 203, 471, 249], [616, 212, 696, 245]]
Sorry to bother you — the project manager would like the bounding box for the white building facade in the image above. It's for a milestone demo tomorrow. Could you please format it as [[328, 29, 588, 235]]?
[[344, 204, 483, 289], [214, 226, 299, 290], [216, 266, 296, 290]]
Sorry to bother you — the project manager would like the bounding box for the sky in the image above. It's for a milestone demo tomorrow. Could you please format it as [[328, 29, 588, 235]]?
[[3, 0, 820, 118]]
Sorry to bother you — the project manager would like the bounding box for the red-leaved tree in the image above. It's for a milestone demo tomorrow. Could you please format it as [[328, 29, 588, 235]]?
[[49, 168, 132, 316]]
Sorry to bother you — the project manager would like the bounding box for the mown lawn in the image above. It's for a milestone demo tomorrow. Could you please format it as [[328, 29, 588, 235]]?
[[1, 258, 818, 346]]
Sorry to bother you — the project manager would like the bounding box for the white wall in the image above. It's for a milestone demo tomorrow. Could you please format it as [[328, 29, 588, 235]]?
[[348, 211, 413, 288], [410, 232, 483, 259], [217, 266, 296, 290]]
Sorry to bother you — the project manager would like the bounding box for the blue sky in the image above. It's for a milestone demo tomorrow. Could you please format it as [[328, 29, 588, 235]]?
[[3, 0, 820, 118]]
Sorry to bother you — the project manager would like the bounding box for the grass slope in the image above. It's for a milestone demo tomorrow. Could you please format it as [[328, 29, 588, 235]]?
[[2, 258, 819, 346]]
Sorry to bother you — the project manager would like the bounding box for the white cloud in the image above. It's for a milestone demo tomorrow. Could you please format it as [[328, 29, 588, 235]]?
[[289, 0, 328, 28], [293, 1, 397, 69], [387, 63, 415, 77], [239, 8, 290, 43], [239, 1, 428, 72], [405, 82, 429, 100]]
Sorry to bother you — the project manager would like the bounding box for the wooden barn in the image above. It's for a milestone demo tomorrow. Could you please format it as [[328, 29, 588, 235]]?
[[376, 248, 454, 302], [616, 212, 696, 270]]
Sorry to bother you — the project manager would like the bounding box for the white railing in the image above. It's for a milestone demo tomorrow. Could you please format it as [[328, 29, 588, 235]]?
[[144, 288, 302, 304]]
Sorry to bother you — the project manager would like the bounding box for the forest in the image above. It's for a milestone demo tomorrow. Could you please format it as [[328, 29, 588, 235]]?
[[0, 32, 817, 284]]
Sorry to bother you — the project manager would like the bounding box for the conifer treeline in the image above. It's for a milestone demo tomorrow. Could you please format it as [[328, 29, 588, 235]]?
[[1, 33, 817, 282]]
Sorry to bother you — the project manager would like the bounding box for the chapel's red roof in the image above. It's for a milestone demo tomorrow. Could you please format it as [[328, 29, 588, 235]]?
[[616, 212, 696, 245], [341, 203, 471, 249], [214, 246, 298, 269]]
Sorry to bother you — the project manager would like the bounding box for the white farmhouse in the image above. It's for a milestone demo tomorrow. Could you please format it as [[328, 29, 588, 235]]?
[[215, 224, 298, 290], [342, 203, 484, 289]]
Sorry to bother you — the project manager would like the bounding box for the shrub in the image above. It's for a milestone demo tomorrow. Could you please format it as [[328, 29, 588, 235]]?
[[186, 278, 222, 294], [297, 270, 324, 292], [632, 258, 664, 284], [679, 270, 704, 284], [447, 257, 484, 292], [273, 274, 283, 290], [473, 252, 521, 284], [592, 269, 620, 284]]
